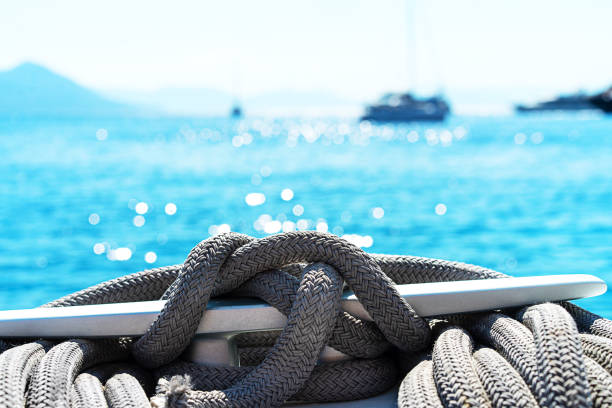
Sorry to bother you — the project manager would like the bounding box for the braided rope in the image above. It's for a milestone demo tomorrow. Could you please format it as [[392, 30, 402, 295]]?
[[209, 232, 431, 352], [133, 233, 253, 367], [0, 341, 51, 407], [71, 372, 108, 408], [398, 357, 443, 407], [0, 231, 610, 407], [26, 339, 129, 408], [432, 326, 490, 407], [152, 262, 345, 407], [234, 269, 389, 358], [517, 303, 591, 407], [105, 373, 151, 408], [472, 347, 538, 408]]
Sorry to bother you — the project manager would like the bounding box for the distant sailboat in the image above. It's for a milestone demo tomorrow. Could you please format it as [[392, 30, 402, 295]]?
[[361, 3, 450, 122], [230, 103, 243, 119], [361, 93, 449, 122], [589, 87, 612, 113], [515, 92, 596, 113]]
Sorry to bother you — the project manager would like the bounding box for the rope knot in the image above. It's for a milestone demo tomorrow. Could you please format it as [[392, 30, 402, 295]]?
[[132, 231, 431, 368]]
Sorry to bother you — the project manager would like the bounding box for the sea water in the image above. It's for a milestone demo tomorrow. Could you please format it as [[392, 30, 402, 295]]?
[[0, 114, 611, 315]]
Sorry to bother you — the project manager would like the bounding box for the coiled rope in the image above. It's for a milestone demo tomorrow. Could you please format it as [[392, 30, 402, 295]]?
[[1, 231, 611, 407]]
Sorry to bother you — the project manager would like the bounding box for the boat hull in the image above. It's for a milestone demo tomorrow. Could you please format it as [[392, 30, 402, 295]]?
[[590, 94, 612, 113], [360, 93, 450, 122]]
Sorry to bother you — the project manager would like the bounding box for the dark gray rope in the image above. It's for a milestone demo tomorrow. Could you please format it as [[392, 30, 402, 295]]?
[[133, 233, 254, 367], [517, 303, 591, 407], [26, 339, 129, 408], [151, 262, 344, 407], [398, 357, 443, 408], [432, 326, 490, 407], [155, 357, 398, 403], [234, 269, 389, 358], [71, 363, 154, 408], [206, 232, 431, 352], [563, 302, 612, 340], [473, 346, 538, 408], [43, 265, 181, 308], [0, 341, 51, 408], [105, 373, 151, 408], [580, 334, 612, 373], [1, 231, 611, 407], [71, 372, 108, 408]]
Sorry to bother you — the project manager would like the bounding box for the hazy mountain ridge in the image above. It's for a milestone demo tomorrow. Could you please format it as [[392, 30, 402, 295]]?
[[0, 63, 134, 117], [1, 62, 583, 117], [0, 62, 361, 118], [105, 88, 361, 117]]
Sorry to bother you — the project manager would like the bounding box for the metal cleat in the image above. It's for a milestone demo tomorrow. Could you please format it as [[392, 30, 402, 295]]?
[[0, 274, 606, 367]]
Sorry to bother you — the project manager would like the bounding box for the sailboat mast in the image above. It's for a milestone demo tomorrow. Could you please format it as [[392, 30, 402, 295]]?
[[406, 0, 418, 93]]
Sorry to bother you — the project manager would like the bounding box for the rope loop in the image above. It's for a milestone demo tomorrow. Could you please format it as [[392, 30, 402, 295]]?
[[133, 231, 432, 368], [132, 232, 253, 367]]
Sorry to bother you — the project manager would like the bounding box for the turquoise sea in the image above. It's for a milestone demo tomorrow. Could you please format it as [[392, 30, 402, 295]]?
[[1, 114, 611, 315]]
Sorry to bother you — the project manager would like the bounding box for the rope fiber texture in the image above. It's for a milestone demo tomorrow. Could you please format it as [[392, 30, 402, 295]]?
[[0, 231, 611, 407]]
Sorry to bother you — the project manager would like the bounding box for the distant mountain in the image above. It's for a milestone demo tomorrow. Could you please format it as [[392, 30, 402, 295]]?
[[247, 91, 359, 116], [0, 62, 134, 117], [106, 87, 235, 116], [108, 87, 361, 117]]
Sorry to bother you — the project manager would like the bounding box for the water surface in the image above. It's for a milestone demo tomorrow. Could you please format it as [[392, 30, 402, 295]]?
[[0, 114, 610, 315]]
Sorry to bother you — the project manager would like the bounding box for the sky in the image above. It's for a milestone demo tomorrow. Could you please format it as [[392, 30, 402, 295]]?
[[1, 0, 612, 113]]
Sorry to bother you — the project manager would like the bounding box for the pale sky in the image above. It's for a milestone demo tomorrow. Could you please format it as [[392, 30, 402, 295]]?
[[1, 0, 611, 104]]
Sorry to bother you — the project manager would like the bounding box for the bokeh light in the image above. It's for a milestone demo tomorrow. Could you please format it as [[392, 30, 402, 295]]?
[[372, 207, 384, 219], [245, 193, 266, 206], [281, 188, 294, 201], [145, 251, 157, 263], [135, 202, 149, 215], [435, 203, 447, 216], [164, 202, 177, 215], [88, 213, 100, 225], [133, 215, 145, 227]]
